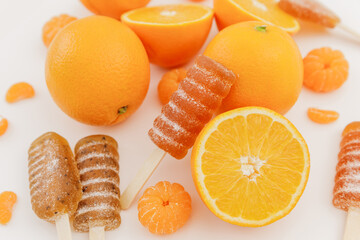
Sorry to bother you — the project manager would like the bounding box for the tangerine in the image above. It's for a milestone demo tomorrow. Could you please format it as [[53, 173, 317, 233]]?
[[303, 47, 349, 92], [138, 181, 191, 234]]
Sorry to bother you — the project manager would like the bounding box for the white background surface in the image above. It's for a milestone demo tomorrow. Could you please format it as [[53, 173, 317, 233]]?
[[0, 0, 359, 239]]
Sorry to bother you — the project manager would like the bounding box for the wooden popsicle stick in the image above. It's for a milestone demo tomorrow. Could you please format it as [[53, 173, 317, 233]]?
[[90, 226, 105, 240], [120, 148, 166, 210], [55, 214, 72, 240], [337, 23, 360, 42], [343, 207, 360, 240]]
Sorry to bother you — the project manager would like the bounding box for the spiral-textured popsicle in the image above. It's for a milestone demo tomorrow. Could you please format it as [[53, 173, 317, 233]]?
[[333, 122, 360, 211], [28, 132, 82, 223], [73, 135, 121, 232], [149, 55, 236, 159]]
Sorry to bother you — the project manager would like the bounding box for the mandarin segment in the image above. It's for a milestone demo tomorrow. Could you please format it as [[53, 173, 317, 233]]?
[[303, 47, 349, 92], [6, 82, 35, 103], [138, 181, 191, 235], [307, 108, 339, 124], [278, 0, 340, 28], [42, 14, 77, 47], [0, 191, 17, 225], [0, 116, 8, 136], [158, 68, 187, 105], [192, 107, 310, 226], [333, 122, 360, 211]]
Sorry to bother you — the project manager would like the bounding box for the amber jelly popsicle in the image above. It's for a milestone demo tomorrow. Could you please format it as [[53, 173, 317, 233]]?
[[120, 55, 237, 209], [73, 135, 121, 240], [279, 0, 360, 41], [334, 122, 360, 240], [28, 132, 82, 240]]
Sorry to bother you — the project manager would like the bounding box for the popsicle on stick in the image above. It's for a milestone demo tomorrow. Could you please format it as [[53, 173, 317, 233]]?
[[278, 0, 360, 41], [73, 135, 121, 240], [28, 132, 82, 240], [120, 55, 237, 209], [333, 122, 360, 240]]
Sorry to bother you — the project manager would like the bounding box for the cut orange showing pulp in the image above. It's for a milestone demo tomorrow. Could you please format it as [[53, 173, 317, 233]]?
[[214, 0, 300, 33], [192, 107, 310, 227]]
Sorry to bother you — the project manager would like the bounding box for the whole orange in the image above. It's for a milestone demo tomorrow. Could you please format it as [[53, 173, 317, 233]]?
[[80, 0, 150, 19], [204, 21, 303, 114], [45, 16, 150, 126]]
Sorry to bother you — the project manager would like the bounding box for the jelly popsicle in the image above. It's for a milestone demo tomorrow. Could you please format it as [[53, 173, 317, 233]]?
[[278, 0, 340, 28], [334, 122, 360, 240], [149, 55, 236, 159], [28, 132, 82, 240], [120, 56, 236, 210], [73, 135, 121, 238]]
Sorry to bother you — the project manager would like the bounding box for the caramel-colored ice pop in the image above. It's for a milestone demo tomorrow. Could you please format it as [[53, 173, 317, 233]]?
[[28, 132, 82, 240], [73, 135, 121, 240]]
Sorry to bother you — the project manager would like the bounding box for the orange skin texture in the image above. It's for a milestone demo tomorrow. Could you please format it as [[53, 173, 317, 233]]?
[[45, 16, 150, 126], [138, 181, 191, 235], [303, 47, 349, 93], [204, 21, 303, 115], [158, 68, 187, 105], [307, 108, 339, 124], [80, 0, 150, 19], [6, 82, 35, 103], [0, 117, 8, 136], [0, 191, 17, 225], [42, 14, 77, 47], [122, 5, 214, 68]]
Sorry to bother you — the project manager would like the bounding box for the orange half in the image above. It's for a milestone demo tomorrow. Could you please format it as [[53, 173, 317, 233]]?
[[192, 107, 310, 227], [214, 0, 300, 33], [122, 4, 214, 67]]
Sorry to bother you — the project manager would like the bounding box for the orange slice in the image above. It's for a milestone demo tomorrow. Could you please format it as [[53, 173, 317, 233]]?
[[122, 4, 214, 67], [191, 107, 310, 227], [214, 0, 300, 33]]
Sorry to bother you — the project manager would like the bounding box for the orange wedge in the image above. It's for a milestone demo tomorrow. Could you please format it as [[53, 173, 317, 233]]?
[[122, 4, 213, 67], [192, 107, 310, 227], [214, 0, 300, 33]]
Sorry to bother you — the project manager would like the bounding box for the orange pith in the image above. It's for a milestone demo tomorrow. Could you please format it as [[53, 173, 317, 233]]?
[[138, 181, 191, 234], [192, 107, 310, 227], [214, 0, 300, 33], [307, 108, 339, 124], [122, 4, 214, 67], [303, 47, 349, 93], [6, 82, 35, 103]]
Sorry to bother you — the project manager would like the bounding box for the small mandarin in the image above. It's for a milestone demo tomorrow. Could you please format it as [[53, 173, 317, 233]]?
[[303, 47, 349, 92], [0, 116, 8, 136], [42, 14, 77, 47], [0, 191, 17, 225], [5, 82, 35, 103], [307, 108, 339, 124], [158, 68, 187, 105], [138, 181, 191, 235]]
